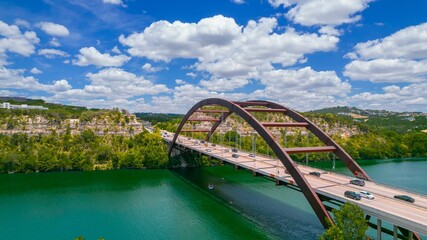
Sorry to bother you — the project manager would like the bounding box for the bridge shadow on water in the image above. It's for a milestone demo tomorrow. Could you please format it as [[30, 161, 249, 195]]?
[[169, 165, 324, 240]]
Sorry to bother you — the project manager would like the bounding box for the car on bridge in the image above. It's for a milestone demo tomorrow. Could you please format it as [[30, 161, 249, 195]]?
[[309, 171, 321, 177], [394, 195, 415, 203], [359, 191, 374, 200], [249, 153, 256, 158], [345, 190, 361, 200], [205, 149, 211, 152], [232, 154, 239, 158], [232, 148, 238, 153], [350, 179, 365, 186], [211, 143, 216, 147]]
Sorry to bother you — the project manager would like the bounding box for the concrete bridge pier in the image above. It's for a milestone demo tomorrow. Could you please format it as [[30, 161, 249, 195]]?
[[394, 225, 398, 240], [170, 148, 181, 157], [377, 219, 382, 240], [373, 218, 417, 240]]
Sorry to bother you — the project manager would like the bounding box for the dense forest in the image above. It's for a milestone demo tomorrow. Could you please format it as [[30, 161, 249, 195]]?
[[135, 112, 183, 124], [0, 129, 169, 174]]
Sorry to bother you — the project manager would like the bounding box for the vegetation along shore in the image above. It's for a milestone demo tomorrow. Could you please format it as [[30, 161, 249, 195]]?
[[0, 98, 426, 174]]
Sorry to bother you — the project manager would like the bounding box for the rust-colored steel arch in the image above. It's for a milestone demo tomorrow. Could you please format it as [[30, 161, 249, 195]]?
[[168, 98, 339, 228], [204, 99, 371, 181]]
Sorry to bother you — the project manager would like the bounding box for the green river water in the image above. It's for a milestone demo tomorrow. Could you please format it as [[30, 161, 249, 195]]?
[[0, 158, 426, 240]]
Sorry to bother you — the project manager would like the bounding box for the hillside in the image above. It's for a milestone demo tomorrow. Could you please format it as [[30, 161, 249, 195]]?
[[0, 98, 171, 174], [135, 112, 184, 124], [0, 97, 143, 136], [0, 97, 89, 113], [144, 106, 427, 160], [309, 106, 427, 133]]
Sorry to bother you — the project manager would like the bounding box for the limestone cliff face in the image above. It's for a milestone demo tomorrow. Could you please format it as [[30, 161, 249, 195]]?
[[0, 112, 143, 136], [183, 112, 362, 139]]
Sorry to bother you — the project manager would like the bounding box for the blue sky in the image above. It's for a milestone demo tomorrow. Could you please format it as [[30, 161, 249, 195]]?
[[0, 0, 426, 113]]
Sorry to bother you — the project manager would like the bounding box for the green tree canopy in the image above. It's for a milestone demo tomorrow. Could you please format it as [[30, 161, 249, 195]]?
[[319, 202, 368, 240]]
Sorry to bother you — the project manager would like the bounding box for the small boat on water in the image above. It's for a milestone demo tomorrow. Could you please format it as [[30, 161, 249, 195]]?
[[208, 184, 214, 190]]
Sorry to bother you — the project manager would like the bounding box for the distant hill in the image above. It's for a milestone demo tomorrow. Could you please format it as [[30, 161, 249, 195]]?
[[0, 96, 89, 112], [0, 97, 143, 136], [135, 112, 184, 124], [308, 106, 427, 133], [0, 96, 31, 102]]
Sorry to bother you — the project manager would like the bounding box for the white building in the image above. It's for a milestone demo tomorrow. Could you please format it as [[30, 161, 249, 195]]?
[[1, 102, 48, 110]]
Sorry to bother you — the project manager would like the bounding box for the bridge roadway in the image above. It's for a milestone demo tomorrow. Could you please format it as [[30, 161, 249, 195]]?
[[162, 131, 427, 237]]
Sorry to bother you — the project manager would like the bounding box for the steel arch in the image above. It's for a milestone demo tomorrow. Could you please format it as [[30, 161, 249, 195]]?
[[168, 98, 338, 228], [204, 99, 371, 181]]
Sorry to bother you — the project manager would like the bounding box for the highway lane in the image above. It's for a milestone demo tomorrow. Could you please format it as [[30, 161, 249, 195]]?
[[163, 131, 427, 236]]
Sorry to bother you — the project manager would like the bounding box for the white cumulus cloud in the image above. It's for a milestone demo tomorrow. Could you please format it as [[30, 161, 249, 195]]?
[[142, 63, 161, 73], [349, 22, 427, 60], [38, 48, 69, 58], [344, 59, 427, 83], [268, 0, 372, 26], [37, 22, 70, 37], [0, 20, 39, 65], [344, 22, 427, 111], [111, 45, 121, 54], [102, 0, 125, 6], [52, 79, 72, 92], [47, 68, 170, 111], [175, 79, 186, 85], [348, 83, 427, 112], [30, 67, 42, 74], [0, 67, 50, 91], [231, 0, 245, 4], [85, 67, 169, 97], [49, 37, 61, 47], [249, 67, 351, 110], [14, 19, 31, 29], [120, 15, 338, 92], [72, 47, 131, 67], [344, 22, 427, 83], [200, 77, 249, 92]]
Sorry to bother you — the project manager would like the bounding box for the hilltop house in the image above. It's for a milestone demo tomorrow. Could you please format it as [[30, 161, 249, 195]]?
[[1, 102, 48, 110]]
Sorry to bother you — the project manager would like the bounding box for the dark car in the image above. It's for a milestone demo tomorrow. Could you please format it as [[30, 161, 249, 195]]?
[[232, 148, 238, 153], [350, 179, 365, 186], [309, 171, 321, 177], [211, 143, 216, 147], [394, 195, 415, 203], [200, 140, 206, 143], [232, 154, 239, 158], [249, 153, 256, 158], [344, 190, 361, 200]]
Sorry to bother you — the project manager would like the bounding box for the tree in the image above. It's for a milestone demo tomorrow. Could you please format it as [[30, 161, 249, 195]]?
[[319, 225, 344, 240], [319, 202, 368, 240]]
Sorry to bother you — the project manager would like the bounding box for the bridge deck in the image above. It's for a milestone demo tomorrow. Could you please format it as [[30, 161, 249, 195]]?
[[163, 131, 427, 236]]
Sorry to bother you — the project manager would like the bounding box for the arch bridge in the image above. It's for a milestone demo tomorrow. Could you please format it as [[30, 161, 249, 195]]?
[[166, 98, 426, 240]]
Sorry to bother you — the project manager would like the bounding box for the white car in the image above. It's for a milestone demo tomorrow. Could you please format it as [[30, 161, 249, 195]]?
[[359, 191, 375, 200]]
